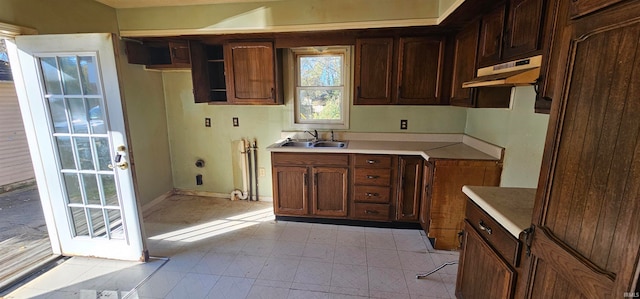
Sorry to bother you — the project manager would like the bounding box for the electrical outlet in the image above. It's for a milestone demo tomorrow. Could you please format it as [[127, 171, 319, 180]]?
[[259, 167, 266, 177], [232, 117, 239, 127], [205, 118, 211, 127], [400, 119, 408, 130]]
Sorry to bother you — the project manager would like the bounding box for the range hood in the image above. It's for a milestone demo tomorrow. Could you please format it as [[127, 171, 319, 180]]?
[[463, 55, 542, 88]]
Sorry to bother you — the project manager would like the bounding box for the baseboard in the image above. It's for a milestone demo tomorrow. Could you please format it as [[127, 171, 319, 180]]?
[[0, 179, 36, 194], [141, 190, 174, 215], [173, 189, 273, 202]]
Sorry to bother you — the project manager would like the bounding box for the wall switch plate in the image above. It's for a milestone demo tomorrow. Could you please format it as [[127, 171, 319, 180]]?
[[205, 118, 211, 127], [232, 117, 239, 127], [400, 119, 408, 130], [259, 167, 266, 177]]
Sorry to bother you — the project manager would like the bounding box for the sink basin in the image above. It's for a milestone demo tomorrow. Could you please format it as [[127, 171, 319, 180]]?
[[280, 140, 314, 147], [313, 141, 348, 148], [279, 139, 348, 148]]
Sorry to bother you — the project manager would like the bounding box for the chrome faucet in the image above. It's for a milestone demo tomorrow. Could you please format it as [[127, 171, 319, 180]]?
[[304, 130, 319, 142]]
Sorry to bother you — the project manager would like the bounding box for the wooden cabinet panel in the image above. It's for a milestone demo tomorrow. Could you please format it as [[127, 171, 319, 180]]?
[[224, 41, 278, 104], [353, 203, 390, 221], [502, 0, 545, 60], [273, 166, 308, 216], [450, 20, 480, 107], [354, 38, 393, 105], [396, 37, 445, 105], [272, 153, 349, 166], [169, 42, 191, 65], [478, 5, 506, 67], [396, 156, 423, 222], [354, 186, 391, 204], [456, 220, 516, 299], [527, 2, 640, 297], [311, 167, 348, 217], [419, 161, 434, 231], [428, 160, 502, 250], [189, 41, 213, 103], [354, 154, 392, 168], [353, 168, 392, 186], [125, 40, 191, 69], [569, 0, 625, 19], [466, 199, 521, 266]]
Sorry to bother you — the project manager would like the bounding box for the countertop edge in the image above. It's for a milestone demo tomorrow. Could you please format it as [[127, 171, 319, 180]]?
[[462, 186, 530, 238]]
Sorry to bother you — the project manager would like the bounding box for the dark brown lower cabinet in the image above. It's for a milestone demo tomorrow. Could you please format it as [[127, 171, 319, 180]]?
[[311, 167, 348, 217], [457, 220, 516, 299], [272, 166, 308, 215]]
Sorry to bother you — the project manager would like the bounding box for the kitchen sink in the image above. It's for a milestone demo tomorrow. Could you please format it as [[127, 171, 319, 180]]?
[[279, 139, 348, 148], [280, 140, 314, 147], [312, 141, 347, 148]]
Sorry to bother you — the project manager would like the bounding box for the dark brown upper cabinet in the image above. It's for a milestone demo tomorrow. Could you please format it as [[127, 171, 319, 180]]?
[[224, 41, 281, 105], [396, 37, 445, 105], [355, 37, 447, 105], [478, 0, 545, 68], [125, 40, 191, 69], [190, 40, 282, 105], [354, 38, 394, 105], [450, 20, 481, 107]]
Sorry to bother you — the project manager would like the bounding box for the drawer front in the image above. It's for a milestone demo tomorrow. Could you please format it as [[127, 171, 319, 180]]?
[[353, 203, 390, 221], [465, 199, 521, 266], [272, 152, 349, 166], [354, 186, 391, 203], [354, 155, 392, 168], [354, 168, 392, 186]]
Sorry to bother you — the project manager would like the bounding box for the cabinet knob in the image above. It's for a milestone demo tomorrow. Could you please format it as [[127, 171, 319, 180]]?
[[366, 175, 379, 179], [365, 192, 379, 197], [366, 160, 377, 164]]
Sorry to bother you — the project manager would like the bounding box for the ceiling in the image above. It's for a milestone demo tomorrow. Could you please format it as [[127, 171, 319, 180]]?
[[95, 0, 282, 9]]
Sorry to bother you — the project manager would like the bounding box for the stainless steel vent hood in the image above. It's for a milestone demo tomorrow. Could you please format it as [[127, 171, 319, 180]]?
[[463, 55, 542, 88]]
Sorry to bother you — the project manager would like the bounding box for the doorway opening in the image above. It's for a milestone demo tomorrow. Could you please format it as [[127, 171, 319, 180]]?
[[0, 38, 57, 293]]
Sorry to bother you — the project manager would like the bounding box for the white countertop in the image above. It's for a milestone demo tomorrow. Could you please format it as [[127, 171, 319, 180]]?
[[462, 186, 536, 238], [266, 133, 503, 161]]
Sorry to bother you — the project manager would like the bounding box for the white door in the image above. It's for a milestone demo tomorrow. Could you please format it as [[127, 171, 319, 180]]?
[[7, 33, 146, 261]]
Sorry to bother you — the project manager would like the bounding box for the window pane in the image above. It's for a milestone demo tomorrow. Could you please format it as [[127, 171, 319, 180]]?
[[58, 56, 82, 95], [48, 97, 69, 133], [69, 98, 88, 134], [70, 207, 89, 237], [79, 56, 99, 95], [299, 55, 342, 87], [40, 57, 62, 95], [298, 89, 342, 121]]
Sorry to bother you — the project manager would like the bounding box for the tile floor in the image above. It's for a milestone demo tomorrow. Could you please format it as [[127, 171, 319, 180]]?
[[6, 195, 459, 299]]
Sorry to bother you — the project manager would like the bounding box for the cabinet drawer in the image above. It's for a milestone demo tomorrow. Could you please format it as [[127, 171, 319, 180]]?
[[354, 155, 392, 168], [465, 199, 521, 266], [272, 153, 349, 166], [354, 186, 391, 203], [353, 203, 390, 221], [354, 168, 392, 186]]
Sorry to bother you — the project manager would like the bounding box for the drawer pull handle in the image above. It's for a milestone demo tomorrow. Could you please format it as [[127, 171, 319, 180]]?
[[366, 175, 379, 179], [478, 220, 492, 235], [366, 160, 377, 164], [365, 210, 380, 214], [366, 192, 379, 197]]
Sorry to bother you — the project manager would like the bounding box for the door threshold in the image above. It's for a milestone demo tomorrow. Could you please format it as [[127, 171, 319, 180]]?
[[0, 255, 65, 296]]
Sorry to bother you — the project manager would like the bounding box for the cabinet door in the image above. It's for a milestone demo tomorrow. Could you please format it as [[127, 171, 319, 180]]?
[[419, 161, 434, 231], [450, 20, 480, 107], [456, 221, 516, 299], [396, 156, 423, 222], [502, 0, 545, 60], [224, 41, 277, 104], [273, 166, 308, 215], [396, 37, 444, 105], [527, 2, 640, 297], [189, 40, 212, 103], [354, 38, 393, 105], [168, 42, 191, 66], [311, 167, 348, 217], [478, 5, 506, 67]]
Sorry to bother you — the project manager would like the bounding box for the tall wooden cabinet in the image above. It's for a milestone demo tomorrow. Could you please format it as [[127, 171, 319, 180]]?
[[450, 20, 480, 107], [525, 0, 640, 297]]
